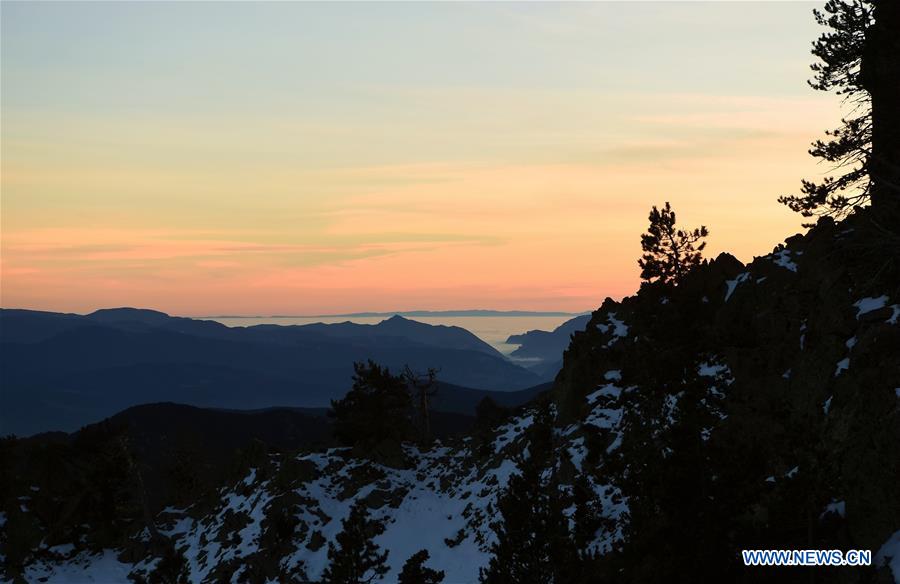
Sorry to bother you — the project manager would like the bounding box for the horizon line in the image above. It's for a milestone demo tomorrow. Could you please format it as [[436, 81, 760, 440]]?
[[0, 306, 594, 319], [199, 309, 592, 319]]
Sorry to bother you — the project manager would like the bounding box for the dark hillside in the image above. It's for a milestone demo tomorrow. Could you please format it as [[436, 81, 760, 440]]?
[[552, 210, 900, 580]]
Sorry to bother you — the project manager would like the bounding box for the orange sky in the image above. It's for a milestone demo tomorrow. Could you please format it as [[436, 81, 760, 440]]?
[[1, 2, 835, 315]]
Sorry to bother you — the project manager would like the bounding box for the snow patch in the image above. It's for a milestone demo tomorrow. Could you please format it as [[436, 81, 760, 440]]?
[[584, 406, 623, 431], [586, 384, 622, 404], [875, 529, 900, 584], [663, 392, 683, 426], [770, 249, 798, 272], [596, 313, 629, 346], [24, 550, 137, 583], [567, 437, 586, 472], [724, 272, 750, 302], [834, 358, 850, 377], [607, 313, 629, 339], [605, 433, 623, 454], [889, 305, 900, 325], [821, 500, 845, 518], [854, 296, 889, 318], [48, 543, 76, 556], [492, 414, 535, 453], [698, 362, 729, 378]]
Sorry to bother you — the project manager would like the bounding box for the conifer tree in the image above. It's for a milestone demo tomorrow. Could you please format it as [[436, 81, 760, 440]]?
[[321, 500, 389, 584], [398, 550, 445, 584], [779, 0, 899, 220], [526, 403, 555, 464], [779, 1, 873, 219], [480, 462, 578, 584], [330, 361, 414, 450], [570, 473, 603, 553], [480, 406, 579, 584], [864, 1, 900, 219], [638, 202, 708, 285], [474, 397, 509, 432]]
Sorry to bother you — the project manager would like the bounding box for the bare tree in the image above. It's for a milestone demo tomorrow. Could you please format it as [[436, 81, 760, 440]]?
[[402, 366, 439, 446]]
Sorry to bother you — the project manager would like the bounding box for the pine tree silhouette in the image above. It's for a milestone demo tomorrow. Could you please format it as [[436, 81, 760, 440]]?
[[398, 549, 445, 584], [638, 202, 708, 285], [779, 1, 873, 219], [479, 406, 579, 583], [570, 473, 602, 553], [321, 500, 389, 584], [329, 360, 414, 451], [479, 463, 580, 583], [779, 0, 900, 221]]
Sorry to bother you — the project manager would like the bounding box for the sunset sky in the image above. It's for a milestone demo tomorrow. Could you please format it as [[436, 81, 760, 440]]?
[[2, 1, 836, 315]]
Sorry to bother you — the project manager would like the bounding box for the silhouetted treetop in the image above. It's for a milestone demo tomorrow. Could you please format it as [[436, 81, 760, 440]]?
[[398, 549, 445, 584], [780, 0, 899, 222], [321, 499, 389, 584], [638, 202, 708, 286], [329, 360, 414, 451]]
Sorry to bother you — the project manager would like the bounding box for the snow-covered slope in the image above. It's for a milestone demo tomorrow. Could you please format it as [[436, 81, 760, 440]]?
[[17, 403, 627, 583]]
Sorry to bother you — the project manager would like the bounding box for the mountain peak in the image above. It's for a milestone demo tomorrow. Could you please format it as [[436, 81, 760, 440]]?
[[87, 307, 172, 324]]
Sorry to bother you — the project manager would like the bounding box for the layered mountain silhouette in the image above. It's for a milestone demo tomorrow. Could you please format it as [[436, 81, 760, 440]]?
[[0, 309, 544, 436], [505, 313, 591, 377], [1, 308, 501, 356]]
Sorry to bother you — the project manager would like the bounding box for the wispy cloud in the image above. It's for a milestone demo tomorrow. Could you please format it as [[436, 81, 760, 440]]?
[[1, 2, 830, 313]]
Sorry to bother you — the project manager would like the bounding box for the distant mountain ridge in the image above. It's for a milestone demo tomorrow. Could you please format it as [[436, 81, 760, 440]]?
[[208, 309, 589, 318], [0, 308, 544, 436], [502, 314, 592, 379], [0, 308, 503, 357], [505, 313, 591, 361]]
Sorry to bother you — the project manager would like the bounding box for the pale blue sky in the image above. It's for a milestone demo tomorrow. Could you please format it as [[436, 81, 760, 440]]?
[[4, 2, 819, 115]]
